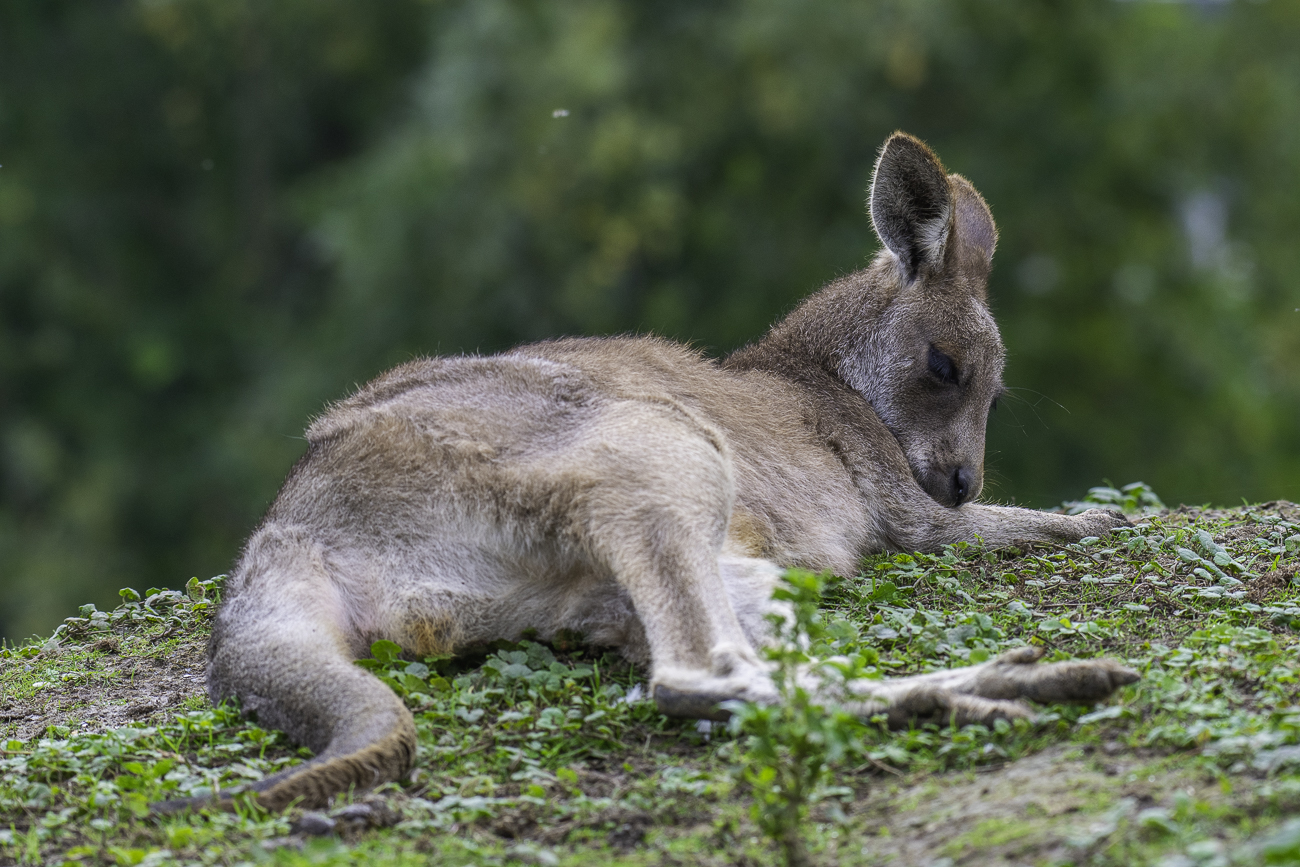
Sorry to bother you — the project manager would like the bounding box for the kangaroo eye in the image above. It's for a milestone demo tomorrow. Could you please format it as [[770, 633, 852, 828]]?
[[927, 346, 958, 385]]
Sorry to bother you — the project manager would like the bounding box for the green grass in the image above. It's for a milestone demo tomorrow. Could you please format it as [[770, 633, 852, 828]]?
[[2, 496, 1300, 866]]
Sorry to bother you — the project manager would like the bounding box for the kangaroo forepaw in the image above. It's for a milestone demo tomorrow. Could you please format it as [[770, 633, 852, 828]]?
[[1080, 508, 1133, 536]]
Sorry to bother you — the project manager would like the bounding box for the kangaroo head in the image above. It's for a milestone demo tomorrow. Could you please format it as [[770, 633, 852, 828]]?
[[839, 133, 1005, 507]]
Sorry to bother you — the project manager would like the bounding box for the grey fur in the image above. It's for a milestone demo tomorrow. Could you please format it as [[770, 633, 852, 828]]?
[[204, 131, 1136, 810]]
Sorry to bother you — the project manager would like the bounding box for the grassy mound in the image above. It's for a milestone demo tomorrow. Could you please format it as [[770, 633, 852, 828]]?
[[2, 497, 1300, 866]]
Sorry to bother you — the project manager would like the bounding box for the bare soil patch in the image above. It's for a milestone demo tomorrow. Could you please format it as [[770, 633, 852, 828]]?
[[0, 635, 207, 741]]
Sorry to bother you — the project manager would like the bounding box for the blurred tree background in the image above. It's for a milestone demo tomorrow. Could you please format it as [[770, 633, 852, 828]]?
[[1, 0, 1297, 643]]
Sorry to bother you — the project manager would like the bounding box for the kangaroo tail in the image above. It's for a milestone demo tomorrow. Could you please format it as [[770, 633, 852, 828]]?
[[206, 653, 417, 811], [196, 525, 417, 811]]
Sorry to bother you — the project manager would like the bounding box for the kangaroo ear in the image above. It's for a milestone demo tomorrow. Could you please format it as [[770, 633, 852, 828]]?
[[869, 132, 953, 284], [949, 174, 997, 269]]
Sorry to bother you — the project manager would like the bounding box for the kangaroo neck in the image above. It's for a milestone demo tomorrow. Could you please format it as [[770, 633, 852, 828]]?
[[722, 262, 900, 408]]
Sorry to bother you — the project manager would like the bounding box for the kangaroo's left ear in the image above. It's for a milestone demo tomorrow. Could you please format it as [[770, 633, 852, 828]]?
[[869, 132, 954, 284]]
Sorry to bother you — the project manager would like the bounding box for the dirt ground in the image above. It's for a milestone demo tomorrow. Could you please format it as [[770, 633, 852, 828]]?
[[0, 634, 208, 741], [845, 746, 1211, 866]]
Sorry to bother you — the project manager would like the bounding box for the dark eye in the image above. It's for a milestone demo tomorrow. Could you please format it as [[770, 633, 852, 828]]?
[[927, 346, 958, 385]]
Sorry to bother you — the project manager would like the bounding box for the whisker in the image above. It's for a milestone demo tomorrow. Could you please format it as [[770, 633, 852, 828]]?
[[1003, 386, 1069, 414], [998, 387, 1066, 431], [991, 398, 1033, 436]]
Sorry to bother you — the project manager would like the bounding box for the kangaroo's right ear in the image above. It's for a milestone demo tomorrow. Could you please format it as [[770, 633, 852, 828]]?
[[869, 132, 954, 284]]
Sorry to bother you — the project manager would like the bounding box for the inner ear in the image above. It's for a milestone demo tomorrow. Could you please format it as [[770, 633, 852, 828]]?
[[950, 175, 997, 268], [869, 132, 954, 284]]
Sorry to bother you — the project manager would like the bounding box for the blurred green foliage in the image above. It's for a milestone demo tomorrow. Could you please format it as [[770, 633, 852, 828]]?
[[1, 0, 1297, 642]]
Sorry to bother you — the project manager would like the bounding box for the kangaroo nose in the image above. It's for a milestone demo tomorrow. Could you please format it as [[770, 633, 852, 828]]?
[[953, 466, 973, 505]]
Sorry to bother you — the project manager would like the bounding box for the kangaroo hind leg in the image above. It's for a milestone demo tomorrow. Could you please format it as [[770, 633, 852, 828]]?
[[569, 400, 776, 719], [203, 524, 416, 810], [849, 646, 1140, 728]]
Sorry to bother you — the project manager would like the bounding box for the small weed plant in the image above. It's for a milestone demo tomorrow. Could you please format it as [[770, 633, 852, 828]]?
[[1062, 480, 1166, 516], [727, 571, 870, 867]]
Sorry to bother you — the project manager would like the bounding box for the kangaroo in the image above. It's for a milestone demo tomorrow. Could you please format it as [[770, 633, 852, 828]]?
[[205, 132, 1136, 810]]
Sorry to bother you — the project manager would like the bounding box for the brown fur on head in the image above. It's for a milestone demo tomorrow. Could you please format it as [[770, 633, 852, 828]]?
[[838, 132, 1005, 507], [734, 133, 1004, 508]]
